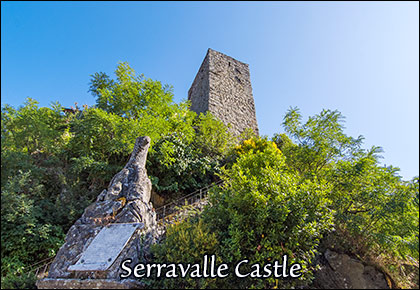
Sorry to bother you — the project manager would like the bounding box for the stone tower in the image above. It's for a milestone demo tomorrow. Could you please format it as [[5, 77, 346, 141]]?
[[188, 49, 259, 137]]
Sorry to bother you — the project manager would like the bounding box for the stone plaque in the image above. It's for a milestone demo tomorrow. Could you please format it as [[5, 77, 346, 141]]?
[[68, 223, 143, 271]]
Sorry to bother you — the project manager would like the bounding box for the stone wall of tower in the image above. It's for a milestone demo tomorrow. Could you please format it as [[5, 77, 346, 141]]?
[[188, 52, 210, 115], [188, 49, 259, 137]]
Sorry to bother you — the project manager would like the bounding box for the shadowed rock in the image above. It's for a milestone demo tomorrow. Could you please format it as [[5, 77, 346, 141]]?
[[312, 249, 390, 289], [39, 136, 158, 287]]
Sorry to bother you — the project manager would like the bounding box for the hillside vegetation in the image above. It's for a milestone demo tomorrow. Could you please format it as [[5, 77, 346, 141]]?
[[1, 63, 418, 289]]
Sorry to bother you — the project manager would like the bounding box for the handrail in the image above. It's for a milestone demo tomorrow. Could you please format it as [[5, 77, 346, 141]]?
[[155, 180, 223, 212], [155, 180, 223, 220], [24, 256, 55, 271], [21, 257, 54, 278]]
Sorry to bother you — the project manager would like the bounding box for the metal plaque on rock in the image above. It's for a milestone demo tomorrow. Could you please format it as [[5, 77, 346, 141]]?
[[68, 223, 143, 271]]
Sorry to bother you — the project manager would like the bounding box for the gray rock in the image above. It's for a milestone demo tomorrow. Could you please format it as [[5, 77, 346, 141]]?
[[43, 136, 158, 286], [319, 249, 389, 289]]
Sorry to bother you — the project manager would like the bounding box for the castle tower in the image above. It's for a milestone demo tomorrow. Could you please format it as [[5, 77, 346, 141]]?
[[188, 49, 259, 137]]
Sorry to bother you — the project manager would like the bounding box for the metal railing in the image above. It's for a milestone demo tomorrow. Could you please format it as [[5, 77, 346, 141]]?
[[155, 180, 223, 222], [19, 256, 55, 279]]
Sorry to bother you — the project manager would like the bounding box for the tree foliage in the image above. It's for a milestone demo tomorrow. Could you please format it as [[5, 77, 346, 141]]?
[[1, 62, 231, 288], [280, 107, 363, 177], [278, 108, 418, 261]]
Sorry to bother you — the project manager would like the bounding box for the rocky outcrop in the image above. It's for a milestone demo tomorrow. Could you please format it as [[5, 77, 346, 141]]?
[[312, 249, 390, 289], [38, 136, 158, 288]]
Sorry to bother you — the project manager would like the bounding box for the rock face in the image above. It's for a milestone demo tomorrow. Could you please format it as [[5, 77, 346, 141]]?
[[313, 249, 390, 289], [188, 48, 259, 137], [38, 136, 157, 288]]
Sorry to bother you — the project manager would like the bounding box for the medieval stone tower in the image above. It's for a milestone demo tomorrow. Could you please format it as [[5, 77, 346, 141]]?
[[188, 49, 259, 137]]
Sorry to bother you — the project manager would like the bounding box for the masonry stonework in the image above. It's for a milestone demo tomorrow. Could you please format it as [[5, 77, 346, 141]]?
[[188, 49, 259, 137]]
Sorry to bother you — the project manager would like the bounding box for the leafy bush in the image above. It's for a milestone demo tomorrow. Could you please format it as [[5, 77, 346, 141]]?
[[151, 218, 222, 289], [193, 112, 235, 159], [147, 112, 233, 201], [1, 272, 37, 289], [1, 170, 64, 278], [147, 133, 219, 200], [202, 137, 334, 288]]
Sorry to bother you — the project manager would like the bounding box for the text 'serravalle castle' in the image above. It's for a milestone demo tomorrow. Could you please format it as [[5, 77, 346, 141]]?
[[188, 49, 259, 137]]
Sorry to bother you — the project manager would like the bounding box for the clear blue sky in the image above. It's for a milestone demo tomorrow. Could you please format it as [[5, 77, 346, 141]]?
[[2, 1, 419, 180]]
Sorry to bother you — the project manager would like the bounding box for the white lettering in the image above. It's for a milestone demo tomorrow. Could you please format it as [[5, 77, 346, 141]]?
[[120, 259, 132, 278], [235, 259, 250, 278]]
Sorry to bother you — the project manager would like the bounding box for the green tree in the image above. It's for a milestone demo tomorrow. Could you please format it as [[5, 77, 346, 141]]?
[[278, 107, 419, 287], [88, 62, 197, 147], [281, 107, 363, 177], [193, 112, 235, 159], [1, 98, 68, 155]]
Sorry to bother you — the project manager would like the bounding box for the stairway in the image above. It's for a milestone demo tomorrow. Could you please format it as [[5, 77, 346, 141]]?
[[155, 180, 223, 226]]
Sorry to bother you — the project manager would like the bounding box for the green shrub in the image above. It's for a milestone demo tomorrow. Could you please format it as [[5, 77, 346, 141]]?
[[1, 272, 37, 289], [202, 137, 334, 288], [151, 218, 222, 289]]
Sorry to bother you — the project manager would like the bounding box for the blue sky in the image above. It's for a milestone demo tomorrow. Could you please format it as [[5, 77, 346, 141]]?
[[1, 1, 419, 180]]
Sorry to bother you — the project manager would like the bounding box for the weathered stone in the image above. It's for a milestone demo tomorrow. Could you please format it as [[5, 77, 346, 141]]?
[[39, 136, 158, 288], [188, 48, 259, 137], [315, 249, 389, 289], [324, 248, 344, 271]]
